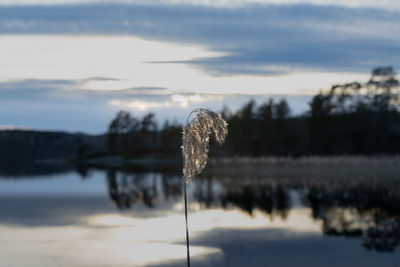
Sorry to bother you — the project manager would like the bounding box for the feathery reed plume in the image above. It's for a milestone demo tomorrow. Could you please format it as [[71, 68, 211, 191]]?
[[181, 108, 228, 267], [182, 108, 228, 184]]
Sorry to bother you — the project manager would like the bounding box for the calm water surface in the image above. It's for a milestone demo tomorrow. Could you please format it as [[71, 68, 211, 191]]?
[[0, 164, 399, 267]]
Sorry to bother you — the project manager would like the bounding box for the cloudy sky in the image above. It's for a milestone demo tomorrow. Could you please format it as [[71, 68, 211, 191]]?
[[1, 0, 399, 133]]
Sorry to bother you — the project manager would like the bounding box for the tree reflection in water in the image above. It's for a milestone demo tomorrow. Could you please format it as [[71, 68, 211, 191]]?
[[308, 185, 400, 252], [107, 169, 158, 209], [219, 184, 289, 219], [107, 169, 183, 210], [105, 169, 400, 252]]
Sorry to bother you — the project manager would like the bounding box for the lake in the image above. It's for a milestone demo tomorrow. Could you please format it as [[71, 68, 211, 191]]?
[[0, 158, 400, 267]]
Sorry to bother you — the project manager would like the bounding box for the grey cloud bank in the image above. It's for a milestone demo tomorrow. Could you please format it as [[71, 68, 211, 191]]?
[[0, 3, 399, 75]]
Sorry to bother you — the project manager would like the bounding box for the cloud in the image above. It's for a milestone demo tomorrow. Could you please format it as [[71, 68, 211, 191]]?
[[0, 3, 399, 76], [0, 79, 77, 90]]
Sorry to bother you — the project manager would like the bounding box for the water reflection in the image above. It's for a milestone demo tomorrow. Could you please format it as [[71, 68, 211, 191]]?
[[308, 185, 400, 252], [107, 170, 158, 209], [106, 170, 183, 210], [219, 184, 290, 220], [103, 169, 400, 252], [1, 164, 400, 266]]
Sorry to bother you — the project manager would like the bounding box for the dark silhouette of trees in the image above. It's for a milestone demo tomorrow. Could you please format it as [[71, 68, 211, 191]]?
[[0, 130, 105, 175], [367, 66, 399, 90], [106, 111, 138, 154], [106, 111, 159, 157], [101, 66, 400, 158], [141, 113, 157, 132], [159, 119, 182, 156], [305, 66, 400, 154]]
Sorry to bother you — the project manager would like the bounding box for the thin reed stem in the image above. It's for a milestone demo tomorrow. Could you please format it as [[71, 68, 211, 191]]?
[[184, 182, 191, 267], [181, 108, 227, 266]]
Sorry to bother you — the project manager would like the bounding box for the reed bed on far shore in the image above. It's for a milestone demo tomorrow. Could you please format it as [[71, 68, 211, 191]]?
[[207, 156, 400, 184]]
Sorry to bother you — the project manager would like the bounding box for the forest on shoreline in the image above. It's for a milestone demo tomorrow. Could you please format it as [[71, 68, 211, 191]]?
[[1, 66, 399, 167], [106, 66, 400, 157]]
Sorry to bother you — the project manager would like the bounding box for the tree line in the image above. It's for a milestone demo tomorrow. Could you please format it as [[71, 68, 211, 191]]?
[[106, 67, 400, 157]]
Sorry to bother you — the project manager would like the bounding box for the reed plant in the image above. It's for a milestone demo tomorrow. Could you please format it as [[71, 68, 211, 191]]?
[[181, 108, 228, 266]]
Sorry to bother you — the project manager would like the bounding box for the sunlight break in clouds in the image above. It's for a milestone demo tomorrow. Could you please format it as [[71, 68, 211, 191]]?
[[109, 94, 224, 110], [1, 0, 400, 11]]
